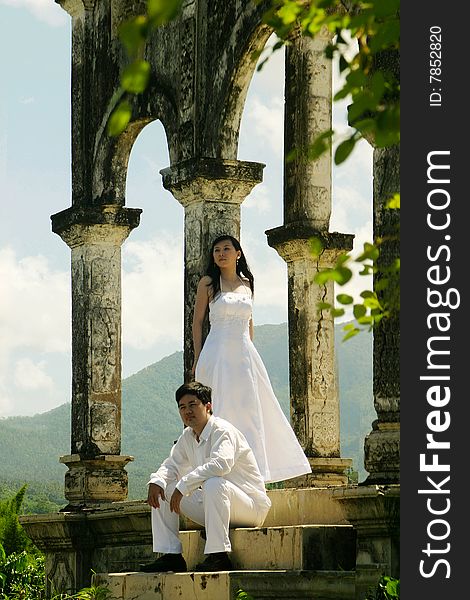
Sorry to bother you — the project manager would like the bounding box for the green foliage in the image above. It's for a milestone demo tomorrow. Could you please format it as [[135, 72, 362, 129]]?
[[0, 487, 30, 556], [262, 0, 400, 162], [346, 467, 359, 485], [0, 549, 45, 600], [235, 589, 256, 600], [71, 583, 112, 600], [0, 545, 111, 600], [365, 576, 400, 600], [310, 198, 400, 340], [107, 100, 132, 137]]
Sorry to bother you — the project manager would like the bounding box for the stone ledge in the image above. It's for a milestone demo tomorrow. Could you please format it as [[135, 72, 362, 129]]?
[[266, 224, 354, 254], [161, 157, 265, 188], [94, 570, 356, 600], [51, 205, 142, 235]]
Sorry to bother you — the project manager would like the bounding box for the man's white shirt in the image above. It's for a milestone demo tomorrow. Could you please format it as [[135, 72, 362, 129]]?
[[149, 415, 271, 511]]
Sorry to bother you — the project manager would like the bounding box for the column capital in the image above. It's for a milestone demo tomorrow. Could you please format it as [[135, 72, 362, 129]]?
[[51, 205, 142, 248], [57, 0, 96, 18], [266, 223, 354, 265], [160, 157, 265, 207]]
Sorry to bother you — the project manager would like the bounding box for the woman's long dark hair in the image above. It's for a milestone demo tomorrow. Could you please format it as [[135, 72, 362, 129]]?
[[205, 234, 254, 300]]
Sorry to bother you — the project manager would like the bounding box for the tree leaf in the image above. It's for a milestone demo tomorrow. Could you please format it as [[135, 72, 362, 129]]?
[[357, 242, 379, 262], [335, 137, 356, 164], [343, 328, 359, 341], [119, 17, 148, 57], [335, 266, 353, 284], [121, 60, 151, 93], [353, 304, 366, 319], [107, 100, 132, 136], [307, 129, 333, 160], [309, 236, 324, 258], [336, 293, 353, 305], [386, 193, 400, 209], [148, 0, 183, 26]]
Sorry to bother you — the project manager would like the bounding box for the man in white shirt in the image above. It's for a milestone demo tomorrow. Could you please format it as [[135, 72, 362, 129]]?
[[140, 381, 271, 573]]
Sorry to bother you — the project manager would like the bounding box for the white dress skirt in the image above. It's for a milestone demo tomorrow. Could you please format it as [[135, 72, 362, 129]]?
[[195, 289, 311, 483]]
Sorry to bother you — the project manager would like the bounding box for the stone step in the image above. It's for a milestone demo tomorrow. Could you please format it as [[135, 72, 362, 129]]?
[[181, 487, 350, 530], [179, 524, 356, 571], [94, 569, 356, 600]]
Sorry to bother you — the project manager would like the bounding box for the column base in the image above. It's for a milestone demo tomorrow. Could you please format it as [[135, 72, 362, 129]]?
[[332, 484, 400, 584], [363, 422, 400, 484], [285, 457, 353, 488], [60, 454, 134, 507]]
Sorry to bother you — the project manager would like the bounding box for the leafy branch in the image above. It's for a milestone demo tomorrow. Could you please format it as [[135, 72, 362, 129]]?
[[365, 575, 400, 600], [312, 195, 399, 340], [261, 0, 400, 164]]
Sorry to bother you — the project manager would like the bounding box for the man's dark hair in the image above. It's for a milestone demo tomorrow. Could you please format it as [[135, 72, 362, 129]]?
[[175, 381, 212, 407]]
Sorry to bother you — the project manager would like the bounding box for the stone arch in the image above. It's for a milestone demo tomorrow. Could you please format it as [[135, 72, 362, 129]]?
[[121, 118, 184, 377], [91, 90, 178, 207], [217, 22, 274, 158]]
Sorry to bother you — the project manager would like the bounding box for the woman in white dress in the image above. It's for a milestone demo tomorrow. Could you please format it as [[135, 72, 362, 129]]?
[[192, 234, 311, 483]]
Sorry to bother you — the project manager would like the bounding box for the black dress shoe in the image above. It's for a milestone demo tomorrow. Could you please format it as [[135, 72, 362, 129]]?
[[139, 553, 187, 573], [194, 552, 233, 572]]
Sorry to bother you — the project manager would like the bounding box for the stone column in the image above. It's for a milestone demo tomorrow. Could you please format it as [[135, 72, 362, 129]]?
[[161, 157, 264, 381], [363, 143, 400, 483], [51, 205, 141, 506], [333, 484, 400, 600], [266, 29, 353, 485], [267, 228, 353, 486]]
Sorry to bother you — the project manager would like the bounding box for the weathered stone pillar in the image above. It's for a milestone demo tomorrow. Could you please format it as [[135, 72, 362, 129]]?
[[267, 29, 352, 485], [51, 205, 141, 506], [333, 484, 400, 600], [161, 158, 264, 381], [267, 228, 353, 486], [363, 143, 400, 483]]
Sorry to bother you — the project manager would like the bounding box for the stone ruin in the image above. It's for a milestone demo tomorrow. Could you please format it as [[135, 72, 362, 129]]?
[[21, 1, 400, 599]]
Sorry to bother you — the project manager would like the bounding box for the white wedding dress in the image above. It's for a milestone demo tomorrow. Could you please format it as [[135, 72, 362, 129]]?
[[195, 286, 311, 483]]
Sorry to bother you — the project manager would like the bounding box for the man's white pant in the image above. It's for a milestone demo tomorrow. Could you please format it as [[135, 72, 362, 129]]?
[[151, 477, 269, 554]]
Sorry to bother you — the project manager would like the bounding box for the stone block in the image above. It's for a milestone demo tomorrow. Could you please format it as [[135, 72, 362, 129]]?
[[94, 570, 356, 600], [178, 524, 356, 571]]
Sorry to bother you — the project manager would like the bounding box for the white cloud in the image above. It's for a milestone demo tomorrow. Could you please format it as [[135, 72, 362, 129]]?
[[0, 247, 71, 416], [331, 139, 373, 233], [14, 358, 54, 390], [243, 182, 271, 214], [1, 0, 67, 26], [122, 234, 184, 350], [0, 247, 70, 354], [242, 95, 284, 158]]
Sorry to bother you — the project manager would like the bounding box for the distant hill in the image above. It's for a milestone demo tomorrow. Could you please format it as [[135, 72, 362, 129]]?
[[0, 323, 374, 510]]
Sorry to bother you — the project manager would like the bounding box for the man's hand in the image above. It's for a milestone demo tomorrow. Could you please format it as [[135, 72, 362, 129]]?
[[170, 488, 183, 514], [147, 483, 165, 509]]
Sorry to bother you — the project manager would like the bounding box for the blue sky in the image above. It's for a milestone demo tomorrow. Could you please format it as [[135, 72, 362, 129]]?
[[0, 0, 372, 417]]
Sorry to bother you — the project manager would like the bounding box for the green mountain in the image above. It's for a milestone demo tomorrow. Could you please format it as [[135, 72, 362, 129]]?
[[0, 323, 374, 510]]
